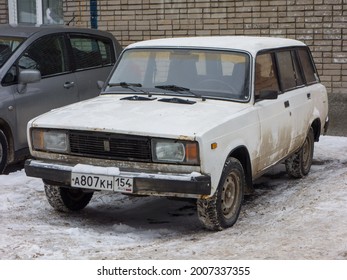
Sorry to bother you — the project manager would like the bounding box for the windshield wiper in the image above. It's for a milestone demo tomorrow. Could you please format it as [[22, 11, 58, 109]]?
[[108, 82, 150, 95], [120, 95, 156, 101], [108, 82, 142, 88], [155, 84, 206, 101], [158, 97, 196, 105]]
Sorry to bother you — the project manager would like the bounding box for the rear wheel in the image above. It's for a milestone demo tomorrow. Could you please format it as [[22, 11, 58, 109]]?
[[285, 127, 314, 178], [197, 158, 245, 231], [44, 181, 93, 212], [0, 130, 8, 174]]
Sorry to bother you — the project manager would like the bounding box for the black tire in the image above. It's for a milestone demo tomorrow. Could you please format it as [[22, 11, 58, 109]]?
[[0, 130, 8, 174], [285, 127, 314, 178], [197, 157, 245, 231], [44, 181, 93, 212]]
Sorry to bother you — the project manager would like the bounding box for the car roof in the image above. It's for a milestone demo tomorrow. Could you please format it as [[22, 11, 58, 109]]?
[[0, 24, 114, 39], [126, 36, 307, 56]]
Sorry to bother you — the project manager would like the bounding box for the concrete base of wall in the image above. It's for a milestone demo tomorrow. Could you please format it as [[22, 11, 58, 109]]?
[[326, 92, 347, 137]]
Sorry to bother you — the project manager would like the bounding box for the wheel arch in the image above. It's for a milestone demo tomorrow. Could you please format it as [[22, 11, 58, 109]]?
[[311, 118, 321, 142], [0, 118, 14, 163], [227, 145, 254, 195]]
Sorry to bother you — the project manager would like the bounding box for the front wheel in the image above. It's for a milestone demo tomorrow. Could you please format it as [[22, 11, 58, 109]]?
[[197, 158, 245, 231], [44, 181, 93, 212], [285, 127, 314, 178], [0, 130, 9, 174]]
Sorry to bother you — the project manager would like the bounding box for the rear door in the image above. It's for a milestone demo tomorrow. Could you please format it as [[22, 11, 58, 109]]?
[[68, 34, 116, 101], [275, 49, 313, 152], [11, 34, 78, 150]]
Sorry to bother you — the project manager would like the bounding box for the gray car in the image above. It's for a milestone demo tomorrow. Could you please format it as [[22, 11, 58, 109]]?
[[0, 24, 122, 173]]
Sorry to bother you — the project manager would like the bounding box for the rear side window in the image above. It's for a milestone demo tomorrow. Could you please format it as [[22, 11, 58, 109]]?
[[276, 50, 304, 92], [70, 35, 114, 70], [298, 48, 318, 84], [18, 35, 69, 77]]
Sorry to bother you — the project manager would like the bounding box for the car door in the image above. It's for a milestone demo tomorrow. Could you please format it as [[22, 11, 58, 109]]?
[[254, 52, 294, 174], [11, 34, 79, 150], [275, 49, 313, 153], [68, 34, 116, 101]]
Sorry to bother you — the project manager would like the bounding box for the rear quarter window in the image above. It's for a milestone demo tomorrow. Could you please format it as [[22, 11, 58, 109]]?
[[70, 35, 114, 70]]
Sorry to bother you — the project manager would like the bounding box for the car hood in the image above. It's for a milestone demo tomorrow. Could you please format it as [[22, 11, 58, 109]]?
[[29, 94, 251, 139]]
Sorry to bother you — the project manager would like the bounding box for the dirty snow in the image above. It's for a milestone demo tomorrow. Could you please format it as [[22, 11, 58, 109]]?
[[0, 136, 346, 260]]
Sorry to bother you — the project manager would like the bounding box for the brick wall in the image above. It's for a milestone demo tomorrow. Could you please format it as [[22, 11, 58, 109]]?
[[63, 0, 347, 135], [64, 0, 346, 94], [0, 0, 8, 24], [0, 0, 344, 134]]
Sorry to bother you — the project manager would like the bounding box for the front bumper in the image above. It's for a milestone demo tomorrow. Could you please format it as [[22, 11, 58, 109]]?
[[25, 159, 211, 198]]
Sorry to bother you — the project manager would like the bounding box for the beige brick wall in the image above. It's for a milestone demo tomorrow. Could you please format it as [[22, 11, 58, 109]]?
[[63, 0, 347, 98], [0, 0, 345, 134], [0, 0, 8, 24], [0, 0, 345, 99]]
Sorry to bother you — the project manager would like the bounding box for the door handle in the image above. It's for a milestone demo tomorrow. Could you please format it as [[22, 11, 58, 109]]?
[[64, 81, 75, 89], [284, 100, 290, 108], [307, 93, 311, 99]]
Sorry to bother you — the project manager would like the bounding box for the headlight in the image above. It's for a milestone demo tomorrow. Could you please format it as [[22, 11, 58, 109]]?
[[151, 139, 199, 165], [32, 129, 68, 153]]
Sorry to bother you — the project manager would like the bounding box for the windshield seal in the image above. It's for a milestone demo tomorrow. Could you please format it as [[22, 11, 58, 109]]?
[[104, 47, 252, 102]]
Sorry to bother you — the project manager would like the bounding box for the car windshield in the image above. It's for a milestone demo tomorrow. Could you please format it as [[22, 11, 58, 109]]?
[[0, 36, 24, 68], [107, 48, 251, 101]]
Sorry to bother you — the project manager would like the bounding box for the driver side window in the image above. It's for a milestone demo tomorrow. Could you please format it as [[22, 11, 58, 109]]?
[[3, 35, 69, 86], [18, 35, 68, 77], [255, 53, 280, 96]]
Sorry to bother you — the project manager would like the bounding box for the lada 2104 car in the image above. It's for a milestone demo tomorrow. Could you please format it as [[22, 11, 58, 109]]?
[[25, 36, 329, 230]]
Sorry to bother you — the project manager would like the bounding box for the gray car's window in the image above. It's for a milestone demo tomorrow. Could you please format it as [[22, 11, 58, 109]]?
[[70, 35, 113, 70], [0, 37, 24, 67], [18, 35, 69, 77]]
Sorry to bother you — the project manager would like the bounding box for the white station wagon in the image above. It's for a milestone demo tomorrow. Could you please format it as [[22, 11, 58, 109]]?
[[25, 36, 329, 230]]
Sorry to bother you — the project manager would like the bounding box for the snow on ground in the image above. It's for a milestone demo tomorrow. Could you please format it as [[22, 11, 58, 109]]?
[[0, 136, 346, 260]]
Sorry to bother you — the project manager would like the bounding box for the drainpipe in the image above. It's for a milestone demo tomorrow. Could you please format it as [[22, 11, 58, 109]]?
[[90, 0, 98, 29]]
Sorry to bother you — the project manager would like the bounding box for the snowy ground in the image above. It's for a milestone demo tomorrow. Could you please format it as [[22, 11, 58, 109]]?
[[0, 136, 346, 260]]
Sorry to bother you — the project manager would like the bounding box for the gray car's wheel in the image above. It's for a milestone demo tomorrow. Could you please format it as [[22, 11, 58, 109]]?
[[44, 181, 93, 212], [0, 130, 8, 174], [197, 157, 245, 231], [285, 127, 314, 178]]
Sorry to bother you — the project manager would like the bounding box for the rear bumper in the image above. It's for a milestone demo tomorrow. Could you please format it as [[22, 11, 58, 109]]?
[[25, 159, 211, 198], [324, 116, 329, 134]]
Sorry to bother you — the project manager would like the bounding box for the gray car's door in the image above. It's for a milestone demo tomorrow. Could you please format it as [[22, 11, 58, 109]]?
[[12, 34, 79, 151]]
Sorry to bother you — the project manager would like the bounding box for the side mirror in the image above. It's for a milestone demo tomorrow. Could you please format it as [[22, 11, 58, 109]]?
[[97, 80, 104, 90], [255, 90, 278, 101], [17, 69, 41, 93]]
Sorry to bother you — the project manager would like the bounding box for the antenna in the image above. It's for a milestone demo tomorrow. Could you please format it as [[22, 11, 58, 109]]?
[[66, 12, 76, 26]]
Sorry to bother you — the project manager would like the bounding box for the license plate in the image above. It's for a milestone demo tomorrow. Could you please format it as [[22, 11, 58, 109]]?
[[71, 173, 133, 193]]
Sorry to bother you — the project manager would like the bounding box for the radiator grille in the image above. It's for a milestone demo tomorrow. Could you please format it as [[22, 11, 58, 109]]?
[[69, 131, 151, 162]]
